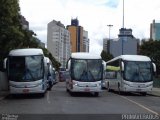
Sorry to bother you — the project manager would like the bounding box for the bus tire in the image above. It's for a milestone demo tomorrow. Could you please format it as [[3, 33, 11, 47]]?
[[94, 92, 99, 97], [47, 81, 52, 91], [66, 88, 69, 92], [39, 93, 45, 97], [118, 83, 122, 95], [107, 82, 110, 92], [140, 92, 147, 96]]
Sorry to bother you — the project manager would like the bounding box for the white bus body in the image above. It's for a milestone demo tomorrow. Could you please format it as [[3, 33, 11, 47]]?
[[45, 57, 56, 90], [105, 55, 156, 95], [5, 48, 48, 95], [66, 53, 106, 96]]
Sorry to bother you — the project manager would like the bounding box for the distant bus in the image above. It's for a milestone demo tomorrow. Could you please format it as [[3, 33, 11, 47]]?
[[45, 57, 56, 90], [66, 53, 106, 96], [4, 48, 49, 96], [105, 55, 156, 95]]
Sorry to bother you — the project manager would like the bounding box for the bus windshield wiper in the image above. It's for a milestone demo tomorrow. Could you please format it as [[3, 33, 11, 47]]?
[[88, 70, 95, 81], [80, 70, 87, 80], [26, 68, 36, 81]]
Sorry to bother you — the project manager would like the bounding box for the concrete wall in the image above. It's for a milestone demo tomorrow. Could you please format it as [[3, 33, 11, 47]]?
[[0, 72, 8, 91]]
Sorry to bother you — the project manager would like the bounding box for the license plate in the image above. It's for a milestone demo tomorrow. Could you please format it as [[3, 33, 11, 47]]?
[[84, 88, 90, 92], [23, 89, 29, 93]]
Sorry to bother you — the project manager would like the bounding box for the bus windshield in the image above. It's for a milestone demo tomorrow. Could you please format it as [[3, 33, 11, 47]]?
[[124, 61, 152, 82], [71, 59, 103, 82], [8, 55, 44, 82]]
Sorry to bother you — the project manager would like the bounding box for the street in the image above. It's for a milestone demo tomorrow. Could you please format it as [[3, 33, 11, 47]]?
[[0, 82, 160, 120]]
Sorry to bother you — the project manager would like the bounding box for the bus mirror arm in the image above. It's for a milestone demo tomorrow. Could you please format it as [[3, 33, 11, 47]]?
[[3, 58, 7, 70], [152, 63, 156, 73], [121, 62, 124, 71]]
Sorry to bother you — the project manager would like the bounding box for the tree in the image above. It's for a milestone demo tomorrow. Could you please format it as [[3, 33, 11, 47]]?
[[0, 0, 60, 71], [0, 0, 24, 70], [139, 40, 160, 76], [40, 47, 61, 71], [0, 0, 39, 70], [101, 50, 113, 62], [0, 0, 24, 50]]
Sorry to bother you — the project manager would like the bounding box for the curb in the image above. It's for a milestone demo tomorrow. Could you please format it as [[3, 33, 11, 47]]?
[[147, 88, 160, 97], [0, 91, 9, 100]]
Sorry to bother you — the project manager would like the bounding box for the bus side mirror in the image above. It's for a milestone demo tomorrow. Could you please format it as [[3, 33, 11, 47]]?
[[66, 60, 71, 70], [121, 62, 124, 71], [152, 63, 156, 73], [103, 61, 106, 71], [105, 71, 117, 79], [3, 58, 7, 70]]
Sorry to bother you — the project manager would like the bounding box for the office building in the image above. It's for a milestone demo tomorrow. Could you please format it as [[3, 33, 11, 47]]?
[[47, 20, 71, 68], [150, 20, 160, 41], [83, 30, 89, 52], [67, 18, 89, 52], [103, 28, 138, 57]]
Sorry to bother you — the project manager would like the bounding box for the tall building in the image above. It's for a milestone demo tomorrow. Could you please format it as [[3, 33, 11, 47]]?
[[47, 20, 71, 68], [20, 15, 29, 30], [103, 38, 110, 53], [103, 28, 138, 57], [67, 18, 89, 52], [83, 30, 89, 52], [150, 20, 160, 41]]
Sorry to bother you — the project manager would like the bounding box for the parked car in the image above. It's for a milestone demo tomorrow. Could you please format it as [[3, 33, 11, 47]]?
[[59, 71, 71, 82]]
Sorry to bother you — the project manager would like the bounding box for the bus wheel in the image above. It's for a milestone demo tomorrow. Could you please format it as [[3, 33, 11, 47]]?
[[47, 81, 52, 91], [94, 92, 99, 97], [107, 82, 110, 92], [118, 83, 122, 95], [39, 93, 45, 97], [66, 88, 69, 92], [140, 92, 147, 96]]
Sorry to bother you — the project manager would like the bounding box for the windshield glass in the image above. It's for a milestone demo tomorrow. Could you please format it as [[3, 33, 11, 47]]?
[[71, 59, 103, 82], [124, 61, 152, 82], [8, 55, 44, 82]]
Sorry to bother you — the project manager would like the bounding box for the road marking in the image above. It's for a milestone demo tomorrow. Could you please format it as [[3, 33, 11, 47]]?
[[121, 96, 159, 115], [46, 92, 51, 104]]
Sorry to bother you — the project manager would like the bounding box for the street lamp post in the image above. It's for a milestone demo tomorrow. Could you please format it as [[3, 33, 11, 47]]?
[[107, 24, 113, 54], [122, 0, 124, 55], [107, 24, 113, 41]]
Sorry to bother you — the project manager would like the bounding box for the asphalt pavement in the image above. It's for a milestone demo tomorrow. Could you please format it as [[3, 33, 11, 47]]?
[[0, 87, 160, 100]]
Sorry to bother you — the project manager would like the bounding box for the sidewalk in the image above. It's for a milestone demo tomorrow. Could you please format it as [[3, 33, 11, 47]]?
[[148, 87, 160, 97], [0, 90, 9, 100]]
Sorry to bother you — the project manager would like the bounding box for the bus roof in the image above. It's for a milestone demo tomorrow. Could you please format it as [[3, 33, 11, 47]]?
[[9, 48, 44, 56], [106, 55, 151, 63], [71, 53, 101, 59]]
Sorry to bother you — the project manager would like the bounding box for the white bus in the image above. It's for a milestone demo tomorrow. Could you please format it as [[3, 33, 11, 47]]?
[[105, 55, 156, 95], [45, 57, 56, 90], [66, 53, 106, 96], [4, 48, 48, 96]]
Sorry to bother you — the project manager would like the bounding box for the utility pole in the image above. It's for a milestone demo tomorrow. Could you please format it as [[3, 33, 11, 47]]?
[[107, 24, 113, 41], [122, 0, 124, 55], [107, 24, 113, 54]]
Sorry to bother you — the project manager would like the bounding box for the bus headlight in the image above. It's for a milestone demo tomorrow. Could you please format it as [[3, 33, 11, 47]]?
[[72, 82, 78, 86], [146, 83, 152, 87]]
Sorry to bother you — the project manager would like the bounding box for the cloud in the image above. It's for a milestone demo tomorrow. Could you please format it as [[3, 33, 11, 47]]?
[[19, 0, 160, 55], [105, 0, 119, 8]]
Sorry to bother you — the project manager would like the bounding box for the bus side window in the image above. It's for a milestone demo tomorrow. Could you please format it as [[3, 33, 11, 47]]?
[[105, 71, 117, 79]]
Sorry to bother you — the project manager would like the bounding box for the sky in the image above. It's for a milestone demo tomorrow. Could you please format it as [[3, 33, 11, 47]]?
[[19, 0, 160, 55]]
